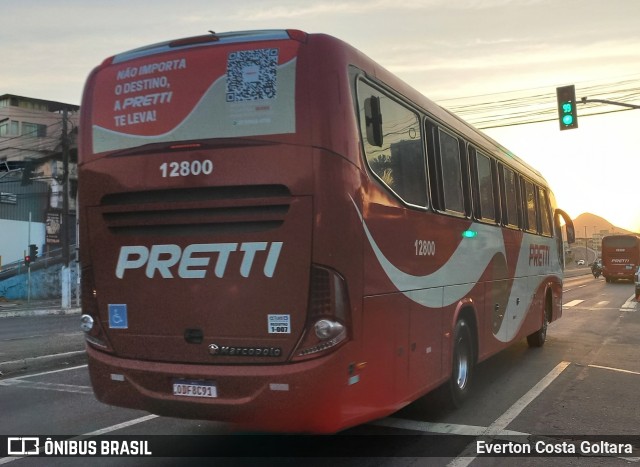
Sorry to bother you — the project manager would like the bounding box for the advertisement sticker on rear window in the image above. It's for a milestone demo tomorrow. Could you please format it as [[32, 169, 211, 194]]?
[[268, 314, 290, 334], [92, 43, 297, 154]]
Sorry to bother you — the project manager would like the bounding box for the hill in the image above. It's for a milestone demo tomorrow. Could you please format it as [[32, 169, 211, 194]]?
[[572, 212, 634, 238]]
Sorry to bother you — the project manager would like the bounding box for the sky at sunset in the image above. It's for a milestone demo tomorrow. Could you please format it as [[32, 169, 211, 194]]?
[[3, 0, 639, 232]]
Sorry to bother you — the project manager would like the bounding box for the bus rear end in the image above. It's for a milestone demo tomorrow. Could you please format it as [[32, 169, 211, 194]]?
[[78, 30, 365, 433], [601, 235, 640, 282]]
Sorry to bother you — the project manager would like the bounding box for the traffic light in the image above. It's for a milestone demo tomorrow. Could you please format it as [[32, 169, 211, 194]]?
[[29, 243, 38, 260], [556, 85, 578, 130], [24, 254, 31, 266]]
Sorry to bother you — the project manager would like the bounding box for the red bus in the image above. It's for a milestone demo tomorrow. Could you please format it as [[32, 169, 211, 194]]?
[[601, 234, 640, 282], [78, 29, 575, 433]]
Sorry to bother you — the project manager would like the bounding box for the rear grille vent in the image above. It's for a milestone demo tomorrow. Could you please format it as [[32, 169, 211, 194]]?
[[101, 185, 290, 205], [100, 185, 291, 236]]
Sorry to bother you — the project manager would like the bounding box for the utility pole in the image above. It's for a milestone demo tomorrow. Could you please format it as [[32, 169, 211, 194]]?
[[585, 226, 588, 265], [28, 212, 32, 303], [61, 108, 71, 309]]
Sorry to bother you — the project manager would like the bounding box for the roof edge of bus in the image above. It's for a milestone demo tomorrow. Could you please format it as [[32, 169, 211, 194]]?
[[110, 29, 308, 64]]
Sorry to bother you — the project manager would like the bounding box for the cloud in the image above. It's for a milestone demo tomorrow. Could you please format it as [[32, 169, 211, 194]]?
[[231, 0, 550, 21]]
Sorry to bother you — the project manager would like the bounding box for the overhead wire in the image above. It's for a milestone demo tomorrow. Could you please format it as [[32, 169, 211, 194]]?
[[436, 75, 640, 129], [0, 119, 68, 161]]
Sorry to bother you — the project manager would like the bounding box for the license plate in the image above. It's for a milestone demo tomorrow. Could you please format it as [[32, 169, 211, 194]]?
[[173, 379, 217, 398]]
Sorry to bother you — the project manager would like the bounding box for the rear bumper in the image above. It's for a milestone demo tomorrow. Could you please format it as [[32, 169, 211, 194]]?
[[605, 272, 634, 280], [86, 343, 363, 433]]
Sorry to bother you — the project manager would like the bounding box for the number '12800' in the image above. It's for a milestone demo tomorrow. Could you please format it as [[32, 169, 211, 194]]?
[[160, 160, 214, 178]]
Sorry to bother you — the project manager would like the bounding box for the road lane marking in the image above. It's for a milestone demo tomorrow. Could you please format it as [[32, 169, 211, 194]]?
[[563, 299, 584, 307], [76, 414, 160, 437], [447, 361, 571, 467], [0, 353, 86, 376], [0, 365, 90, 397], [621, 295, 637, 311], [0, 379, 93, 394], [0, 363, 87, 380], [0, 363, 162, 465], [372, 417, 528, 436], [596, 301, 609, 306], [589, 364, 640, 376]]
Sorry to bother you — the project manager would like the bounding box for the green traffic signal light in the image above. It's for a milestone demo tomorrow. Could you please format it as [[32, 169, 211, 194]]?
[[556, 85, 578, 131]]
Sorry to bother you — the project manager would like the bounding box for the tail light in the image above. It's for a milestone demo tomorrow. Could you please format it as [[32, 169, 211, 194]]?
[[80, 266, 113, 352], [292, 265, 350, 361]]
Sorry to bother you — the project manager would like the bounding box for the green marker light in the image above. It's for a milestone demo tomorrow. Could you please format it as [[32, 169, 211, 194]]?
[[462, 230, 478, 239]]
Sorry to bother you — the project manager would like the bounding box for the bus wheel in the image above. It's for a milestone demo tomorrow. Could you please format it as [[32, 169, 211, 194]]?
[[448, 319, 473, 408], [527, 307, 548, 348]]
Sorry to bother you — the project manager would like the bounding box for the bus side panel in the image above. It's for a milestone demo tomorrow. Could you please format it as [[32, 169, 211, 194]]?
[[360, 293, 447, 409], [408, 300, 445, 396], [361, 295, 407, 410]]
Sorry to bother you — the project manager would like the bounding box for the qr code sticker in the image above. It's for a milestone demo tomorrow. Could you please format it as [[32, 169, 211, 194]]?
[[226, 48, 279, 102]]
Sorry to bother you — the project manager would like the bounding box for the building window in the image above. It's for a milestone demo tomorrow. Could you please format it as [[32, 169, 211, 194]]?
[[21, 122, 47, 137], [0, 121, 19, 136]]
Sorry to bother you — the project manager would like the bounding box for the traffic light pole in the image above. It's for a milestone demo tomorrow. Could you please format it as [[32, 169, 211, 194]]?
[[580, 97, 640, 110]]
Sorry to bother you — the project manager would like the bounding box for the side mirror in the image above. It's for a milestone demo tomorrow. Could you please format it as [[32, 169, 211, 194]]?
[[364, 96, 383, 147], [555, 209, 575, 244]]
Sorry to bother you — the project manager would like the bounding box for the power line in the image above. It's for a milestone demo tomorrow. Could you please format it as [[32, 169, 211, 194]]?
[[434, 75, 640, 129], [0, 118, 71, 162]]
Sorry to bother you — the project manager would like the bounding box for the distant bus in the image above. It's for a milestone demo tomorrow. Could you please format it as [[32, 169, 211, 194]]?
[[601, 235, 640, 282], [78, 29, 575, 433]]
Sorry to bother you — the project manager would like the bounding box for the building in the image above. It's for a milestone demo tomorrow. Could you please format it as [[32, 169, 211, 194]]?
[[0, 94, 79, 268]]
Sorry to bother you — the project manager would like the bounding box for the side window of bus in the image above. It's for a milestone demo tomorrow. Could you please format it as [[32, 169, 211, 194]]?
[[470, 147, 497, 223], [358, 81, 427, 207], [500, 165, 520, 228], [523, 179, 538, 233], [538, 187, 553, 236], [437, 129, 465, 215]]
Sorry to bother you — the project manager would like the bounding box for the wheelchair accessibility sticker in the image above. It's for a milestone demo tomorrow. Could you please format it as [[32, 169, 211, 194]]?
[[108, 304, 128, 329]]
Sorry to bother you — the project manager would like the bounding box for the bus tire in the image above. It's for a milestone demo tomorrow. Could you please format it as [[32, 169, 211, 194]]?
[[527, 305, 548, 348], [447, 319, 473, 408]]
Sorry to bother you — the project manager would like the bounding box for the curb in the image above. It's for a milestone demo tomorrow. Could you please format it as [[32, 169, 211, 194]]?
[[0, 350, 87, 377], [0, 307, 82, 319]]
